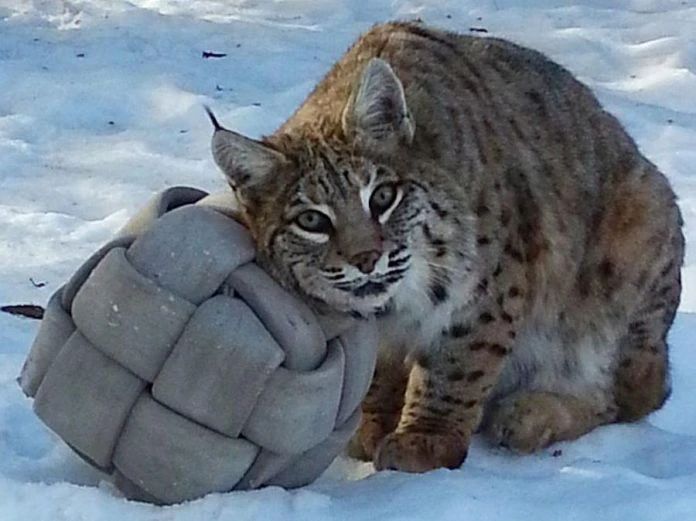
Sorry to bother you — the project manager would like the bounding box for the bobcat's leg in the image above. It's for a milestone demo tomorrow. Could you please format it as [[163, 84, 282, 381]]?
[[484, 390, 616, 453], [348, 352, 408, 460], [375, 294, 522, 472], [614, 252, 681, 422]]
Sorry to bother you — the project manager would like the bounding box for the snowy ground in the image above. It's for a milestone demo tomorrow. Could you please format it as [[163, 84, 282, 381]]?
[[2, 1, 696, 519]]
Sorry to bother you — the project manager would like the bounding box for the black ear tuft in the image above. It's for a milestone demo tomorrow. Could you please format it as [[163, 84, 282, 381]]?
[[207, 108, 287, 189], [204, 105, 223, 131]]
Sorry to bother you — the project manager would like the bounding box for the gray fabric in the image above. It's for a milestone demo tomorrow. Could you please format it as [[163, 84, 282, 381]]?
[[113, 394, 259, 504], [241, 341, 345, 454], [268, 408, 361, 488], [112, 471, 164, 505], [18, 186, 378, 505], [333, 325, 379, 425], [235, 408, 361, 490], [62, 236, 137, 310], [127, 206, 255, 305], [235, 449, 296, 491], [72, 247, 197, 381], [152, 295, 285, 437], [116, 186, 208, 239], [33, 332, 147, 469], [226, 264, 326, 371], [18, 289, 75, 397]]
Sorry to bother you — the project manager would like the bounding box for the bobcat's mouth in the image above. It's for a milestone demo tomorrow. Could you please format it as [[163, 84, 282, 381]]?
[[326, 261, 410, 315], [331, 252, 411, 297], [339, 267, 409, 294], [290, 245, 412, 315]]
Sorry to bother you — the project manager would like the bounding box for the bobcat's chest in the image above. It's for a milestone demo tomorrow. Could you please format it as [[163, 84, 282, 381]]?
[[376, 255, 475, 354]]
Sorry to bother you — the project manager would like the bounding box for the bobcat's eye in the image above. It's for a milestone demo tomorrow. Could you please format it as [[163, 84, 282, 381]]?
[[370, 183, 398, 216], [295, 210, 333, 234]]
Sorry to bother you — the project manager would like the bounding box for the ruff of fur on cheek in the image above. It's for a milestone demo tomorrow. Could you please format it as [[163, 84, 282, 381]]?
[[375, 192, 480, 348], [384, 255, 455, 350]]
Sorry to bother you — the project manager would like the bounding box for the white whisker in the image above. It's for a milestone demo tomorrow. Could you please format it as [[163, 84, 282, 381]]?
[[424, 260, 471, 279]]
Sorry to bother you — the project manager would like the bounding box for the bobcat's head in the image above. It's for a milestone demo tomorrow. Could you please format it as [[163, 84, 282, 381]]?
[[209, 59, 446, 316]]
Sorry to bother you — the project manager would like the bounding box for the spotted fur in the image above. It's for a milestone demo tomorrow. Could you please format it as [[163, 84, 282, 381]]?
[[210, 21, 684, 473]]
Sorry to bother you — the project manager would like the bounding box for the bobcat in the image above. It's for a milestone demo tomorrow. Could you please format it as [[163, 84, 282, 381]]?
[[208, 21, 684, 473]]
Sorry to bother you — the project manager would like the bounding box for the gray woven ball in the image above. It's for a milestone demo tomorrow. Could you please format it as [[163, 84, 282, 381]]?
[[18, 187, 378, 505]]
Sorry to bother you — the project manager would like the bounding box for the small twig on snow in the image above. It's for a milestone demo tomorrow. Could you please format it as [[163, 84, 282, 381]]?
[[29, 277, 46, 288], [202, 51, 227, 59]]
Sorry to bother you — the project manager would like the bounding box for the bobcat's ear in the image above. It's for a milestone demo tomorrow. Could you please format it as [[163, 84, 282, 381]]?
[[342, 58, 415, 150], [207, 107, 286, 189]]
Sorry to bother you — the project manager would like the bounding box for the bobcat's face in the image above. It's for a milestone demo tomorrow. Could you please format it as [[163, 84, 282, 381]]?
[[239, 149, 427, 316]]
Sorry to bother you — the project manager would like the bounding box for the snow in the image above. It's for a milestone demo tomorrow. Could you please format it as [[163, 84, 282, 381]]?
[[1, 0, 696, 519]]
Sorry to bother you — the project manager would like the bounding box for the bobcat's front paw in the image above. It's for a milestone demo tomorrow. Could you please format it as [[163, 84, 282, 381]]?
[[347, 412, 400, 461], [374, 431, 469, 472]]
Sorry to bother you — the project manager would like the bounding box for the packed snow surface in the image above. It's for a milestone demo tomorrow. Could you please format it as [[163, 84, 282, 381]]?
[[1, 1, 696, 519]]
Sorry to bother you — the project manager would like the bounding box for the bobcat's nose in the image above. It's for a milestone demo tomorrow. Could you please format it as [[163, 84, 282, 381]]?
[[350, 250, 381, 274]]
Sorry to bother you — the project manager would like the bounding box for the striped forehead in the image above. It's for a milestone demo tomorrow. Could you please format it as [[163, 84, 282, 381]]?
[[298, 159, 371, 205]]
